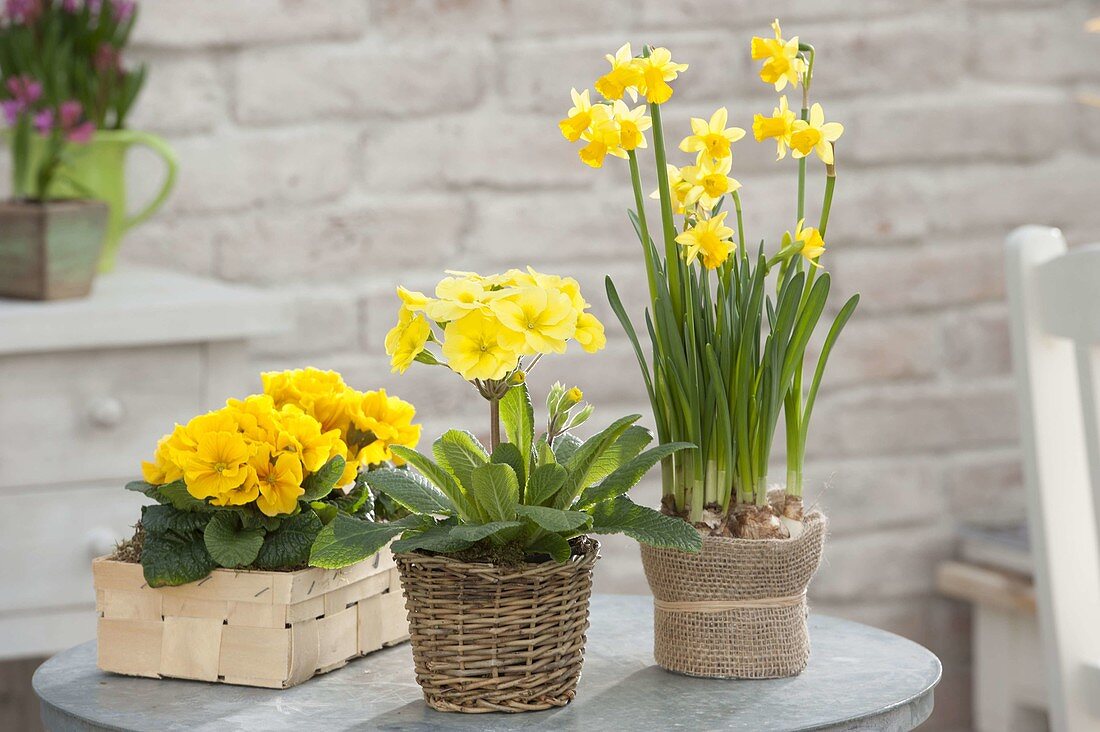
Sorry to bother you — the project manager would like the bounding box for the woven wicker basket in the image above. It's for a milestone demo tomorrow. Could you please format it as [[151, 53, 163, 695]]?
[[641, 509, 826, 679], [395, 538, 599, 713]]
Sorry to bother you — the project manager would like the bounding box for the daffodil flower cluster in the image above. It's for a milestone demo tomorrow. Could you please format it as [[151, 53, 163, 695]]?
[[141, 368, 421, 517], [384, 268, 606, 383], [567, 22, 859, 538]]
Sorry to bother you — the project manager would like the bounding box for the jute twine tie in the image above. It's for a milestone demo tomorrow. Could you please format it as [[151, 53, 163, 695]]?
[[641, 493, 826, 680]]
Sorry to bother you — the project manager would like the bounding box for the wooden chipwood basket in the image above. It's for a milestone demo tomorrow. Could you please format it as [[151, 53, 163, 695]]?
[[93, 547, 409, 689]]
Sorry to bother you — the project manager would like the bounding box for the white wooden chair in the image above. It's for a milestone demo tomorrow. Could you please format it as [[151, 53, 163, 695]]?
[[1007, 225, 1100, 732]]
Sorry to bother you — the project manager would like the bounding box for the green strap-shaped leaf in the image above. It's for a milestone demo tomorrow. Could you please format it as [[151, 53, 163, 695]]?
[[203, 512, 265, 569], [391, 446, 478, 522], [589, 496, 703, 553], [525, 463, 568, 506], [471, 463, 519, 522], [500, 383, 535, 475], [255, 510, 323, 569], [301, 455, 347, 502], [515, 504, 592, 533], [526, 533, 572, 563], [309, 514, 422, 569], [433, 430, 488, 489], [578, 442, 695, 508], [491, 442, 526, 493], [365, 467, 456, 516]]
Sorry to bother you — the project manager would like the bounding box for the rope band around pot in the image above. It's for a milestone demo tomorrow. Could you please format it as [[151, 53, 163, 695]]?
[[653, 591, 807, 613]]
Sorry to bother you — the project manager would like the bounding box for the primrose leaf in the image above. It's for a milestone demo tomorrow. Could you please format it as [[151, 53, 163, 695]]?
[[140, 532, 217, 588], [203, 512, 264, 569], [365, 467, 456, 516], [471, 463, 519, 523], [301, 455, 346, 502], [255, 510, 323, 569]]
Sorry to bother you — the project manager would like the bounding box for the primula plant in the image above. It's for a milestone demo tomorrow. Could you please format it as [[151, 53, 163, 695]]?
[[0, 0, 144, 198], [125, 369, 421, 587], [560, 22, 859, 539], [308, 269, 702, 567]]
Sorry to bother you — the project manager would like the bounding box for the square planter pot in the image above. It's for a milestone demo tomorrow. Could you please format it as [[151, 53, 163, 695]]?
[[0, 199, 108, 300], [93, 547, 409, 689]]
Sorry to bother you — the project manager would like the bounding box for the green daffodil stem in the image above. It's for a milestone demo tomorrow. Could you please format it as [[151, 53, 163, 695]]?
[[733, 190, 746, 253], [628, 150, 658, 302], [818, 158, 837, 238], [650, 101, 683, 317]]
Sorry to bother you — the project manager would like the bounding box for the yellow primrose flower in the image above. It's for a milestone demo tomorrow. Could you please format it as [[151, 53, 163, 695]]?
[[141, 431, 186, 485], [397, 285, 430, 313], [559, 88, 593, 142], [579, 104, 627, 168], [574, 312, 607, 353], [789, 218, 827, 267], [426, 276, 490, 322], [752, 95, 797, 160], [442, 310, 523, 381], [595, 43, 643, 101], [750, 19, 805, 91], [566, 386, 584, 402], [275, 406, 343, 473], [385, 306, 432, 374], [650, 164, 692, 215], [251, 446, 305, 517], [636, 46, 688, 104], [790, 103, 844, 164], [490, 286, 578, 355], [675, 212, 736, 269], [679, 107, 745, 160], [680, 154, 742, 210], [184, 430, 250, 501], [612, 100, 651, 151]]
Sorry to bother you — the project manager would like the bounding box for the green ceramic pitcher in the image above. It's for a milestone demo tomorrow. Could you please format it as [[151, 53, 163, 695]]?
[[14, 130, 177, 272]]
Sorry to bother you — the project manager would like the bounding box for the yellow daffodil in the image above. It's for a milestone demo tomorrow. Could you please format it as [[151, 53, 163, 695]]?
[[426, 276, 490, 322], [789, 218, 826, 267], [650, 164, 692, 215], [559, 88, 594, 142], [750, 19, 805, 91], [574, 312, 607, 353], [251, 446, 304, 517], [752, 95, 797, 160], [680, 154, 741, 210], [790, 103, 843, 164], [679, 107, 745, 160], [385, 306, 432, 374], [612, 100, 651, 151], [675, 212, 736, 269], [490, 286, 578, 355], [184, 430, 250, 501], [595, 43, 642, 101], [636, 46, 688, 104], [441, 310, 524, 381], [578, 104, 627, 168]]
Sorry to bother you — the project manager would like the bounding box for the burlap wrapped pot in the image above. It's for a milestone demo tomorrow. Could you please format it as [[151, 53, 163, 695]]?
[[395, 538, 599, 713], [640, 509, 826, 679]]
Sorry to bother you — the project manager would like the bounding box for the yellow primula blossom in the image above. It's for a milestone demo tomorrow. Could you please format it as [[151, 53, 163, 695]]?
[[559, 88, 593, 142], [612, 100, 651, 151], [636, 47, 688, 104], [753, 95, 797, 160], [397, 285, 429, 313], [252, 446, 304, 517], [750, 19, 805, 91], [675, 212, 736, 269], [574, 312, 607, 353], [789, 103, 844, 165], [385, 305, 432, 374], [347, 389, 422, 467], [579, 104, 627, 168], [789, 218, 826, 267], [679, 107, 745, 160], [275, 405, 343, 473], [441, 309, 524, 381], [490, 286, 578, 355], [426, 276, 491, 322], [595, 43, 642, 101], [681, 154, 741, 210], [184, 431, 251, 501], [650, 164, 692, 215]]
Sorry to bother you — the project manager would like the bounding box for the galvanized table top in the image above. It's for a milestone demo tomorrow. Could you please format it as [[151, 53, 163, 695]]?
[[33, 594, 940, 731]]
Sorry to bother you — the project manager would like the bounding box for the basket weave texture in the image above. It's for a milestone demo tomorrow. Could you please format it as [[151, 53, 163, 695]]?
[[395, 538, 599, 713], [641, 509, 826, 679]]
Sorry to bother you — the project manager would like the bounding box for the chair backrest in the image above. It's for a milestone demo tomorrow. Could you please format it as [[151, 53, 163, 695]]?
[[1007, 225, 1100, 732]]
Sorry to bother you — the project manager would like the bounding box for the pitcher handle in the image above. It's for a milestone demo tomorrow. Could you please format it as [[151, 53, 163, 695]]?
[[122, 131, 178, 231]]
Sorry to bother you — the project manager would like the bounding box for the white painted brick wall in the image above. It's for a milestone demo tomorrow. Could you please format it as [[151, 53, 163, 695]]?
[[107, 1, 1100, 728]]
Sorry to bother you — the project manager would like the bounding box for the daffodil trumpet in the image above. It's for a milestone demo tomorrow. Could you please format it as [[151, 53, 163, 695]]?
[[564, 23, 858, 538]]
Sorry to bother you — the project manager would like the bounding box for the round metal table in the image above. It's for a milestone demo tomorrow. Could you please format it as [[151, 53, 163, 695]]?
[[34, 594, 940, 731]]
